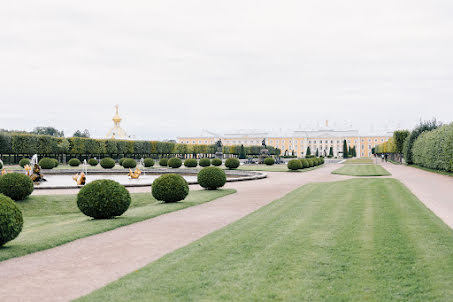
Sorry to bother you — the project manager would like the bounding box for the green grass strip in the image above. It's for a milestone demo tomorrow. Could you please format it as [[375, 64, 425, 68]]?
[[332, 164, 391, 176], [0, 189, 235, 262], [78, 179, 453, 301], [344, 158, 374, 164]]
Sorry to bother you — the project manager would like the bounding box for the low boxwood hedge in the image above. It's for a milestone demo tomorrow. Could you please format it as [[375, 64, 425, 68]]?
[[287, 159, 302, 170]]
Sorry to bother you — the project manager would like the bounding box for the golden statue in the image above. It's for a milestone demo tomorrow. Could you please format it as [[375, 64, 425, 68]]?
[[106, 105, 129, 139], [128, 168, 142, 179], [72, 172, 86, 185], [1, 169, 7, 176], [24, 164, 32, 176]]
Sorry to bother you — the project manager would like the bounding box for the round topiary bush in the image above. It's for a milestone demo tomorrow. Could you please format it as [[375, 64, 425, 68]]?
[[68, 158, 81, 167], [119, 158, 125, 166], [38, 157, 55, 169], [122, 158, 137, 169], [152, 174, 189, 203], [301, 159, 309, 168], [0, 173, 34, 201], [197, 167, 226, 190], [144, 158, 155, 167], [287, 159, 302, 170], [0, 194, 23, 246], [159, 158, 168, 167], [19, 158, 30, 168], [307, 158, 315, 167], [184, 158, 198, 168], [225, 158, 240, 169], [314, 158, 320, 166], [319, 157, 325, 164], [52, 158, 59, 168], [77, 180, 131, 219], [168, 157, 182, 168], [199, 158, 211, 167], [264, 157, 275, 165], [211, 158, 222, 166], [88, 158, 98, 166], [100, 157, 115, 169]]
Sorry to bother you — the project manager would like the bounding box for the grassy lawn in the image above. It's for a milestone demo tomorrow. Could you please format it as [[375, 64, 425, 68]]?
[[236, 164, 321, 173], [344, 157, 374, 164], [77, 178, 453, 301], [0, 189, 235, 262], [332, 164, 391, 176]]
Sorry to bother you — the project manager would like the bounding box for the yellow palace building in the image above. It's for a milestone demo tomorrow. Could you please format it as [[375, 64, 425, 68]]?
[[177, 122, 392, 158]]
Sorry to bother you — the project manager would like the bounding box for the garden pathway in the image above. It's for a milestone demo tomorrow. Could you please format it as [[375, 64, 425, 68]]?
[[0, 164, 349, 302], [383, 162, 453, 229]]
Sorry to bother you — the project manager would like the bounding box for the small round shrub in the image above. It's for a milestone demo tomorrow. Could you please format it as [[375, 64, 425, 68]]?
[[314, 158, 320, 166], [0, 194, 23, 246], [119, 158, 125, 166], [152, 174, 189, 202], [68, 158, 81, 167], [211, 158, 222, 166], [168, 157, 182, 168], [184, 158, 198, 168], [159, 158, 168, 167], [122, 158, 137, 169], [199, 158, 211, 167], [100, 157, 115, 169], [0, 173, 34, 201], [198, 167, 226, 190], [77, 180, 131, 219], [287, 159, 302, 170], [319, 157, 325, 164], [264, 157, 275, 165], [88, 158, 98, 166], [52, 158, 59, 168], [144, 158, 155, 167], [19, 158, 30, 168], [225, 158, 240, 169], [38, 157, 55, 169], [307, 158, 315, 167], [300, 159, 309, 168]]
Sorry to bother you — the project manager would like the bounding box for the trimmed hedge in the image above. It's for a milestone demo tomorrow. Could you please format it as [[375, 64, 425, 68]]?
[[264, 157, 275, 165], [199, 158, 211, 167], [0, 193, 23, 246], [52, 158, 59, 167], [100, 157, 115, 169], [0, 173, 34, 200], [300, 159, 309, 168], [225, 158, 240, 169], [287, 159, 302, 170], [152, 174, 189, 202], [119, 158, 125, 166], [307, 158, 315, 167], [122, 158, 137, 169], [19, 158, 30, 168], [68, 158, 81, 167], [88, 158, 98, 166], [38, 157, 55, 169], [159, 158, 168, 167], [77, 180, 131, 219], [412, 123, 453, 172], [144, 158, 154, 167], [403, 120, 440, 164], [197, 167, 226, 190], [211, 158, 222, 166], [184, 158, 198, 168], [168, 157, 182, 168]]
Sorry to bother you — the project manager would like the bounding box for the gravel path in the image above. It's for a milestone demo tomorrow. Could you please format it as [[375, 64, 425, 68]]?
[[0, 165, 348, 302], [383, 163, 453, 229]]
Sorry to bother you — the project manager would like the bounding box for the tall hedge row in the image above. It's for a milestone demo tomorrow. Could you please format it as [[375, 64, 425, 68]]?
[[412, 123, 453, 172], [0, 132, 280, 157]]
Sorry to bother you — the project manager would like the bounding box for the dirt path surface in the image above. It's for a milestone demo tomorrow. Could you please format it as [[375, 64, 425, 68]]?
[[0, 165, 348, 302], [383, 163, 453, 229]]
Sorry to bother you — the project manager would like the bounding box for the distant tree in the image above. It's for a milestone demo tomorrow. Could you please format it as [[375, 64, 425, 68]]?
[[343, 140, 348, 158], [352, 146, 357, 157], [393, 130, 409, 162], [315, 148, 319, 157], [275, 148, 281, 156], [239, 144, 246, 159], [329, 146, 334, 157], [305, 146, 311, 157], [32, 126, 64, 137], [73, 129, 90, 138], [291, 150, 295, 156]]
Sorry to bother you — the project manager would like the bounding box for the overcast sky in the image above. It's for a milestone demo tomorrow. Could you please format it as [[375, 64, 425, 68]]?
[[1, 1, 452, 139]]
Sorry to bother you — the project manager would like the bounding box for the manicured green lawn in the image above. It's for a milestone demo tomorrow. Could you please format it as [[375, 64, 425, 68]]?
[[344, 157, 374, 164], [77, 178, 453, 301], [236, 164, 321, 172], [0, 189, 235, 261], [332, 164, 391, 176]]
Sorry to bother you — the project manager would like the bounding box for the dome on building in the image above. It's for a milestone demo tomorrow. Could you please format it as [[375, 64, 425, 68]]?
[[106, 105, 129, 139]]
